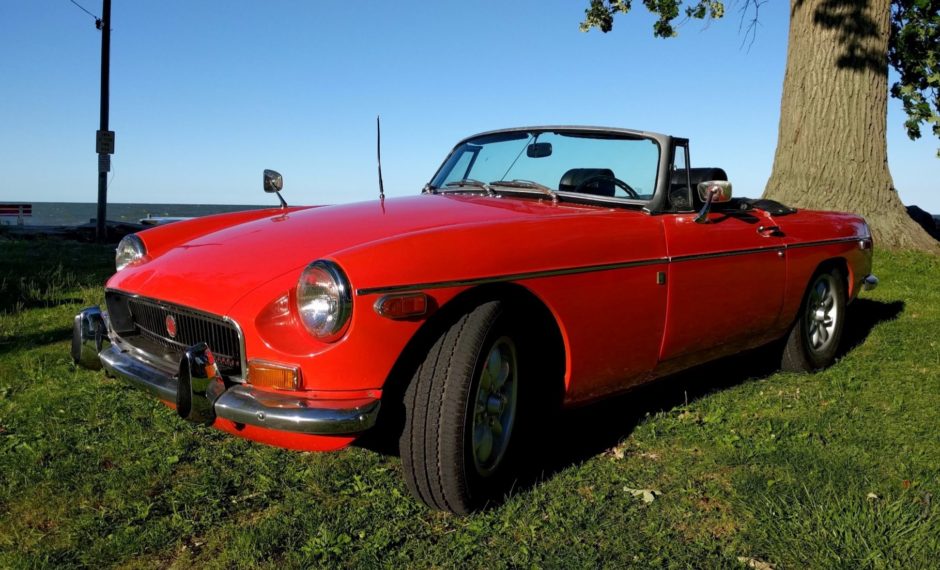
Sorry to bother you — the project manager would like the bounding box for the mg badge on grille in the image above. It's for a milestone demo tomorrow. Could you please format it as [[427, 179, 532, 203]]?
[[166, 315, 178, 338]]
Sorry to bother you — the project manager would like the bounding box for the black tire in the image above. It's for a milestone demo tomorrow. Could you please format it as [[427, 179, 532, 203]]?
[[399, 300, 522, 514], [781, 266, 847, 372]]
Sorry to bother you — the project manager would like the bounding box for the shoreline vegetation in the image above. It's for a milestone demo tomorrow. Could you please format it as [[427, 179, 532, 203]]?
[[0, 202, 267, 229], [0, 203, 268, 243], [1, 239, 938, 567]]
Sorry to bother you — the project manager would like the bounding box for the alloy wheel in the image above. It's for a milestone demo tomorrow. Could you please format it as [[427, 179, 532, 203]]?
[[805, 273, 840, 351], [471, 337, 518, 477]]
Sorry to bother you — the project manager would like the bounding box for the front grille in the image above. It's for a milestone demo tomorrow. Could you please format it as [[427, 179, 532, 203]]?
[[106, 292, 243, 377]]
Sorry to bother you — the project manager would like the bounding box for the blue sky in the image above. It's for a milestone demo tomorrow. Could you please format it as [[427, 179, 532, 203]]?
[[1, 1, 938, 212]]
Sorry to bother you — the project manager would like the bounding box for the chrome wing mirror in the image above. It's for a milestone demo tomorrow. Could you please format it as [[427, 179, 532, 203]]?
[[263, 169, 287, 208], [693, 180, 732, 223]]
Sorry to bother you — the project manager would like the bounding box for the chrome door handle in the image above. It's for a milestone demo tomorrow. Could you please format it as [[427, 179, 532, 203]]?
[[757, 225, 781, 237]]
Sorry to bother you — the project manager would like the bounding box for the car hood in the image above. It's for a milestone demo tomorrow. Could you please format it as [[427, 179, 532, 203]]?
[[107, 194, 627, 315]]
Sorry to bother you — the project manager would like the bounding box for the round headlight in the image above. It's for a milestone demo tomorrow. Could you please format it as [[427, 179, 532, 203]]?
[[115, 234, 147, 271], [296, 260, 352, 341]]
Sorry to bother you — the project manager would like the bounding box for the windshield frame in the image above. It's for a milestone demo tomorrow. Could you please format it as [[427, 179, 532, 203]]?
[[426, 126, 674, 213]]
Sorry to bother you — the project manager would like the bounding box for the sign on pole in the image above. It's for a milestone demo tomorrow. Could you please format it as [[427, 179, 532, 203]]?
[[96, 130, 115, 154]]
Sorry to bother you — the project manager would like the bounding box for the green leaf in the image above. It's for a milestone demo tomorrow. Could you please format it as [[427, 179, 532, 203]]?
[[624, 486, 662, 503]]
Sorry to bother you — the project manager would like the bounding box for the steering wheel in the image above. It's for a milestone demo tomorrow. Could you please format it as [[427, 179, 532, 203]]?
[[572, 174, 638, 198]]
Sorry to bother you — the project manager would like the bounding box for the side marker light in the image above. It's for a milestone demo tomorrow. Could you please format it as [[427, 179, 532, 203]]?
[[374, 293, 429, 319]]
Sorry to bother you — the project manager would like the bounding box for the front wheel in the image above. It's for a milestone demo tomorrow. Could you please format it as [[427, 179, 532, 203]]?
[[400, 300, 521, 514], [781, 266, 846, 372]]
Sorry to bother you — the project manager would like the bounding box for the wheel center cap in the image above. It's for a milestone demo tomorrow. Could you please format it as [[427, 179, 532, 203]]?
[[486, 395, 504, 415]]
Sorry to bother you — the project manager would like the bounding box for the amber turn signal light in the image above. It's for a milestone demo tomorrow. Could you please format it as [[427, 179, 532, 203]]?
[[247, 360, 301, 391], [374, 293, 429, 319]]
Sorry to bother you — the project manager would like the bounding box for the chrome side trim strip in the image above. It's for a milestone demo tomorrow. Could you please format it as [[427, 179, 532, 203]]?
[[670, 246, 785, 263], [356, 258, 669, 296], [356, 235, 866, 296], [785, 236, 867, 250]]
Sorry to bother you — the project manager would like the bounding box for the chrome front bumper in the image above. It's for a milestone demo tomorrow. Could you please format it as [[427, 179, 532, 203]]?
[[72, 306, 380, 436]]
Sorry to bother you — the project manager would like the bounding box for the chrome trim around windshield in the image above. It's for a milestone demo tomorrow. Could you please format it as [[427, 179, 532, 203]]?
[[554, 191, 649, 207], [425, 126, 670, 211], [438, 186, 650, 208]]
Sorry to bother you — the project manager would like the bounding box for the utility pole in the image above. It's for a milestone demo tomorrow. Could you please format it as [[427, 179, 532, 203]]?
[[95, 0, 113, 243]]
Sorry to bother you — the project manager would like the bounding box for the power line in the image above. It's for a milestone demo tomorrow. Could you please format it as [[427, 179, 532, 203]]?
[[69, 0, 102, 28]]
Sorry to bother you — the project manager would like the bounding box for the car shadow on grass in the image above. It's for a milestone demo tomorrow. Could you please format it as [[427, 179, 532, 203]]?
[[836, 298, 904, 358], [509, 297, 905, 499], [356, 298, 904, 504], [0, 327, 75, 357], [514, 343, 782, 486], [0, 297, 87, 315]]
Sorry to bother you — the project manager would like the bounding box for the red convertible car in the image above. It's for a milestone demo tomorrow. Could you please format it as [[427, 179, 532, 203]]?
[[73, 126, 877, 513]]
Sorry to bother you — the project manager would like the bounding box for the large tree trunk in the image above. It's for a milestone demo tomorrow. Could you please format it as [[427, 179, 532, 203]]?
[[763, 0, 938, 252]]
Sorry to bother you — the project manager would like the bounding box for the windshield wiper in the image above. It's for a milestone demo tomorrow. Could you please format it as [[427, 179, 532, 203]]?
[[489, 179, 558, 204], [442, 179, 494, 196]]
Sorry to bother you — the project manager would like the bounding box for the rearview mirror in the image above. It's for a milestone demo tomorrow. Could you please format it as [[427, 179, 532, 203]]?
[[263, 169, 283, 193], [526, 142, 553, 158], [263, 169, 287, 208], [693, 180, 733, 224], [696, 180, 732, 203]]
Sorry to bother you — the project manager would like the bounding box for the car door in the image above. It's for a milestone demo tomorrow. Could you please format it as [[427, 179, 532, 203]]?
[[658, 207, 787, 368], [522, 208, 669, 404]]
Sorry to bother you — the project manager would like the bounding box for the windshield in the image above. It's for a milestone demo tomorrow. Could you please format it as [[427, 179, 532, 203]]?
[[430, 130, 661, 201]]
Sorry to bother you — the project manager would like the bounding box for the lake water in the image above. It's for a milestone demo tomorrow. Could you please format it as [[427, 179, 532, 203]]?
[[3, 200, 938, 231], [0, 202, 267, 227]]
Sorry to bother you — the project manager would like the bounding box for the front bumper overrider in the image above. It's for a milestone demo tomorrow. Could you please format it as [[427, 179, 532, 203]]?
[[72, 306, 380, 436]]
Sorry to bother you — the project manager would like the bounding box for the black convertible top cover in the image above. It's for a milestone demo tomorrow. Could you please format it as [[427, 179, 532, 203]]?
[[731, 198, 798, 216]]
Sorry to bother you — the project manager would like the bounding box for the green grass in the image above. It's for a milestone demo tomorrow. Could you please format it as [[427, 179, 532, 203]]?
[[1, 238, 937, 569]]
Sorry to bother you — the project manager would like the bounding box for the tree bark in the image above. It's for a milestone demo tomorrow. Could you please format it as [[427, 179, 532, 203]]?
[[763, 0, 938, 252]]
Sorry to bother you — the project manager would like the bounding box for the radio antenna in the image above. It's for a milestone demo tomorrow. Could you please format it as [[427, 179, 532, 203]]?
[[376, 115, 385, 202]]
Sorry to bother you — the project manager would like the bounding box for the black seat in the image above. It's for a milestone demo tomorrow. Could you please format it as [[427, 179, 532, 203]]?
[[559, 168, 616, 197]]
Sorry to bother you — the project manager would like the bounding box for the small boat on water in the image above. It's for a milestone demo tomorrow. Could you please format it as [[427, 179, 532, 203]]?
[[139, 215, 192, 226]]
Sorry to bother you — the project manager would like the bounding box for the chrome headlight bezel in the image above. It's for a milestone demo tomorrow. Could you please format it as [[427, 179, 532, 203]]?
[[115, 234, 147, 271], [296, 260, 352, 342]]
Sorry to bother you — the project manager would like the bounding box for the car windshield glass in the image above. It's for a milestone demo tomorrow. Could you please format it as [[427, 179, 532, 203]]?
[[431, 130, 660, 201]]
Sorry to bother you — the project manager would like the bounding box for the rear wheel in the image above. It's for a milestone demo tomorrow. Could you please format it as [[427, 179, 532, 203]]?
[[400, 300, 521, 514], [781, 267, 846, 372]]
